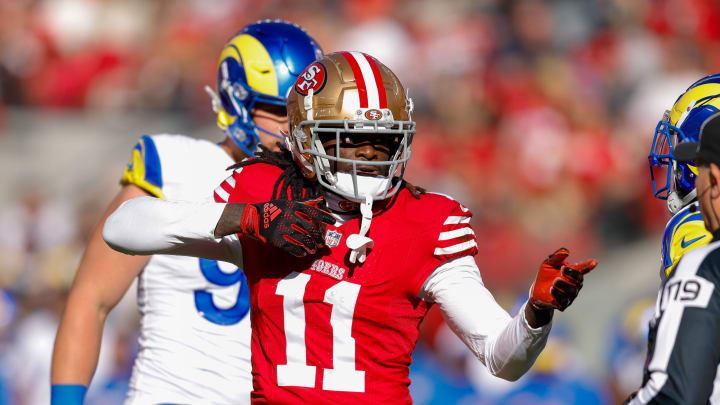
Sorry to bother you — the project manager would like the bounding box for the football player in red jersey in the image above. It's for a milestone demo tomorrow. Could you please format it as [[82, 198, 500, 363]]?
[[103, 52, 597, 404]]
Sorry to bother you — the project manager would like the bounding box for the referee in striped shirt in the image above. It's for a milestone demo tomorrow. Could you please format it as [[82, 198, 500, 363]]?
[[626, 112, 720, 404]]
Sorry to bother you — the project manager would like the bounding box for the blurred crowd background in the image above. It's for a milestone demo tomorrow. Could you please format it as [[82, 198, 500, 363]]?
[[1, 0, 717, 403]]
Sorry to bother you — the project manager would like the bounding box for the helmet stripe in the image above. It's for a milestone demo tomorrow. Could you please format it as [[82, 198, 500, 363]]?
[[670, 83, 720, 125], [350, 51, 380, 108], [340, 51, 369, 108], [219, 34, 279, 96], [363, 53, 387, 108]]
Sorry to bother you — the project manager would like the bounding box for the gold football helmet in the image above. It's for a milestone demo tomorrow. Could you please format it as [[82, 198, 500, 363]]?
[[286, 51, 416, 202]]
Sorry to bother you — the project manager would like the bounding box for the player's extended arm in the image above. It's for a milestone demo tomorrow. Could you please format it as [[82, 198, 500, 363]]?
[[421, 249, 596, 381], [102, 196, 238, 262], [51, 185, 152, 402], [421, 256, 551, 381], [102, 196, 334, 260]]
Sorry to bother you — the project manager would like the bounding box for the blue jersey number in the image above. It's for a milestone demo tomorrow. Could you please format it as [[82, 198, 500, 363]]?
[[193, 258, 250, 325]]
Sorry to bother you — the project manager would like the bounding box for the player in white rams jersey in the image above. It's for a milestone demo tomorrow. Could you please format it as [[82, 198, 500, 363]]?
[[51, 20, 323, 405]]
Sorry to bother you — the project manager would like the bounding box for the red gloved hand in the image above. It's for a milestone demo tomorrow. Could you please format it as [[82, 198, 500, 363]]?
[[529, 248, 597, 311], [240, 197, 335, 257]]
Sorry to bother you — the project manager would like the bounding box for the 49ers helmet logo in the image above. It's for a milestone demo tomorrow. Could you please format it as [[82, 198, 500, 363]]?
[[295, 62, 327, 96], [364, 109, 383, 120]]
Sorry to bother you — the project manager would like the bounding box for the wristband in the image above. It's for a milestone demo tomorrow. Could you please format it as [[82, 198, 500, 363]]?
[[51, 384, 87, 405]]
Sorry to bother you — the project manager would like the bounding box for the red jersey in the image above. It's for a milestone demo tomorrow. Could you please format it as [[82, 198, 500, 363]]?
[[214, 163, 478, 404]]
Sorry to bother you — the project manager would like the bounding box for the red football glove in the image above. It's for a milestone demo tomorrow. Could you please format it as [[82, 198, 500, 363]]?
[[240, 197, 335, 257], [529, 248, 597, 311]]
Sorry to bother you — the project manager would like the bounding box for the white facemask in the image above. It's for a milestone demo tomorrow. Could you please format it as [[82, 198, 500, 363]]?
[[333, 172, 392, 202]]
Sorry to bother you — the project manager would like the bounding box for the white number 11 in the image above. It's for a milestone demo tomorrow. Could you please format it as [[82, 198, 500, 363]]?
[[275, 272, 365, 392]]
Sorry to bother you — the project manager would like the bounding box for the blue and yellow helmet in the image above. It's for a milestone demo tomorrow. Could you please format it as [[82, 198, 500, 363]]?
[[210, 20, 323, 155], [649, 73, 720, 214]]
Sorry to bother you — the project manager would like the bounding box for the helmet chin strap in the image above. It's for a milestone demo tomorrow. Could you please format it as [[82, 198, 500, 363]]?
[[323, 172, 394, 265], [667, 188, 697, 215], [346, 194, 374, 264]]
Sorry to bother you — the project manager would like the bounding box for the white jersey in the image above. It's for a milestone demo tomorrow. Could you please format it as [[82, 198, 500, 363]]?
[[120, 134, 251, 404]]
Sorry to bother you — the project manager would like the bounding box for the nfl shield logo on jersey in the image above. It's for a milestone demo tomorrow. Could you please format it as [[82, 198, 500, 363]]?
[[325, 230, 342, 248]]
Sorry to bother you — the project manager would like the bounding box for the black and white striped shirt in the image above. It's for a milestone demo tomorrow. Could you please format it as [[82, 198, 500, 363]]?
[[628, 233, 720, 404]]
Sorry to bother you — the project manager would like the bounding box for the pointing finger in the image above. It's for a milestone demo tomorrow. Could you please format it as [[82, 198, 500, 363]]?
[[546, 248, 570, 268], [568, 259, 598, 275]]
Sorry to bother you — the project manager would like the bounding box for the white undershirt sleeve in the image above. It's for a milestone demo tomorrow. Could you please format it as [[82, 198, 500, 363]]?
[[420, 255, 551, 381], [103, 196, 242, 265]]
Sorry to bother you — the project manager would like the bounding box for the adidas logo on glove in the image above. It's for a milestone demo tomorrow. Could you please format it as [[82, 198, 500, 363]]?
[[263, 203, 281, 229]]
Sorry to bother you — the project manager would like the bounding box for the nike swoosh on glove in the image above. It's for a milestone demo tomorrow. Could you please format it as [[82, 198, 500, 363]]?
[[240, 197, 335, 257], [529, 248, 597, 311]]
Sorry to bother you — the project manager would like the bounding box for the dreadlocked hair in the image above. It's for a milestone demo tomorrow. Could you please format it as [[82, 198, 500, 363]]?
[[404, 181, 426, 200], [228, 143, 322, 201]]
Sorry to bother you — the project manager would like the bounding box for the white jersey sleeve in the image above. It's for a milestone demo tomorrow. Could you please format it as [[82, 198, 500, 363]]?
[[420, 256, 551, 381], [103, 196, 242, 264]]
